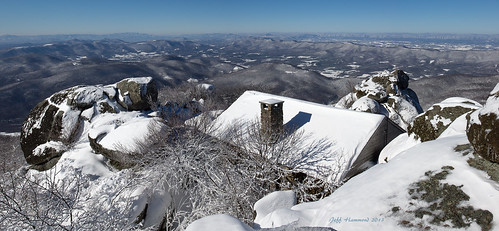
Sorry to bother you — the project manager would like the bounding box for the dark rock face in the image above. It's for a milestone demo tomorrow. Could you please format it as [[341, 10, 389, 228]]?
[[20, 98, 73, 167], [20, 78, 158, 170], [408, 98, 481, 142], [467, 83, 499, 163], [393, 69, 409, 90], [116, 77, 158, 111]]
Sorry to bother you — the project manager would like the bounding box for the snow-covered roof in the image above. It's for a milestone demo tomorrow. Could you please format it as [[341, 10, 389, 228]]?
[[211, 91, 386, 179]]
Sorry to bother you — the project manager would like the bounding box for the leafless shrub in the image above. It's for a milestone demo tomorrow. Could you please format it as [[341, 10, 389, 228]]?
[[116, 116, 344, 230], [0, 133, 25, 174], [0, 165, 141, 230]]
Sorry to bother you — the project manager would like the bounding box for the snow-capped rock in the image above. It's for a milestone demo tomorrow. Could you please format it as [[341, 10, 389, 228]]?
[[467, 83, 499, 163], [20, 85, 120, 169], [20, 77, 160, 170], [335, 70, 423, 129], [251, 134, 498, 230], [408, 97, 481, 142], [350, 97, 384, 114], [116, 77, 158, 111], [88, 112, 167, 169]]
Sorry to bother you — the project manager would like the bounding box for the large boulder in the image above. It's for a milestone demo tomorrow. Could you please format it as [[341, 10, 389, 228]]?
[[335, 70, 423, 129], [20, 85, 119, 169], [408, 97, 481, 142], [20, 78, 159, 170], [116, 77, 158, 111], [467, 83, 499, 163]]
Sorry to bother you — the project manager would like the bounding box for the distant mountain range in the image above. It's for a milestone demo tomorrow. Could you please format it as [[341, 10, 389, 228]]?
[[2, 32, 499, 49], [1, 36, 498, 132]]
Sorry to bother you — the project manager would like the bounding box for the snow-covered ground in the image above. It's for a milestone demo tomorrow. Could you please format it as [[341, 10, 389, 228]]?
[[188, 109, 499, 230]]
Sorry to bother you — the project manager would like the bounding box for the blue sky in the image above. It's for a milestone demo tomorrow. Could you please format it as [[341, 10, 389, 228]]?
[[1, 0, 499, 35]]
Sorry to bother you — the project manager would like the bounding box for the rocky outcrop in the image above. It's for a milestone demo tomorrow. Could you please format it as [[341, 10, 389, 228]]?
[[408, 97, 482, 142], [21, 77, 158, 170], [467, 83, 499, 163], [116, 77, 158, 111], [335, 70, 423, 129], [20, 85, 119, 169]]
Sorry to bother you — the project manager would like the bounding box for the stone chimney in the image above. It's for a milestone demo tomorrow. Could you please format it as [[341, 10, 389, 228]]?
[[259, 99, 284, 142]]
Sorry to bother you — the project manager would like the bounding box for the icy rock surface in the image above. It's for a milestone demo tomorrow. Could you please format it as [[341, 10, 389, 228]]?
[[335, 70, 422, 129]]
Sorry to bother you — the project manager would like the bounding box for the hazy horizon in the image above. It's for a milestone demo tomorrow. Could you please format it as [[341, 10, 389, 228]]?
[[2, 31, 499, 37]]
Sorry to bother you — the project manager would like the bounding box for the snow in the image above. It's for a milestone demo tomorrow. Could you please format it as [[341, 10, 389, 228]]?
[[335, 93, 357, 109], [70, 86, 106, 106], [185, 214, 254, 231], [88, 112, 165, 153], [126, 76, 153, 85], [438, 113, 469, 139], [320, 69, 344, 78], [21, 108, 172, 229], [256, 134, 499, 230], [198, 83, 214, 91], [0, 132, 20, 137], [187, 78, 199, 83], [492, 83, 499, 95], [479, 83, 499, 117], [32, 141, 66, 156], [436, 97, 481, 109], [142, 187, 173, 227], [430, 116, 452, 129], [254, 191, 296, 226], [260, 98, 284, 105], [351, 97, 380, 113], [56, 142, 111, 177], [81, 106, 95, 121], [61, 109, 81, 139], [378, 133, 420, 163], [211, 91, 385, 182]]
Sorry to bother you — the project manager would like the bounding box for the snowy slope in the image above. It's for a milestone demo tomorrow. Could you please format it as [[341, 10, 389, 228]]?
[[254, 133, 499, 230], [211, 91, 386, 181]]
